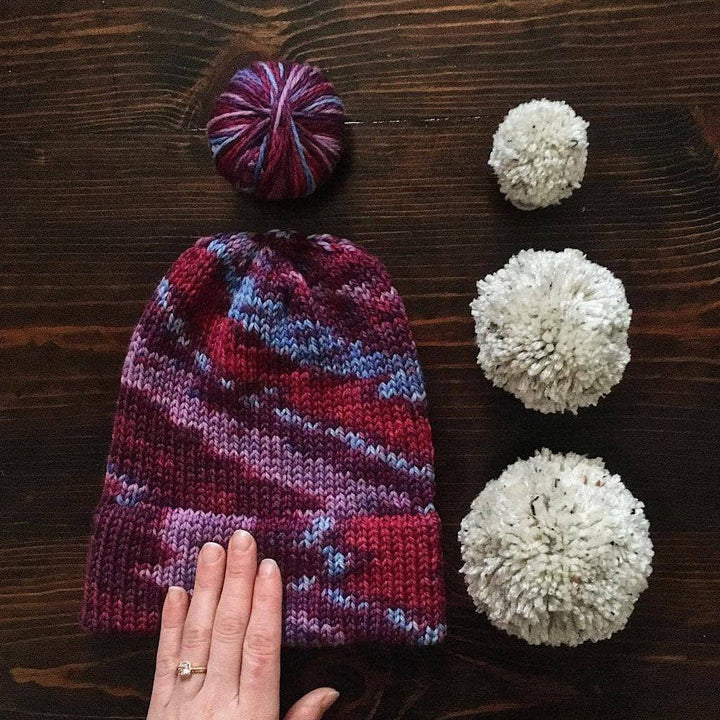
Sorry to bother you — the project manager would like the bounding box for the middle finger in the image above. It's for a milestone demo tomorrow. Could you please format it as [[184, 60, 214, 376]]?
[[205, 529, 257, 691]]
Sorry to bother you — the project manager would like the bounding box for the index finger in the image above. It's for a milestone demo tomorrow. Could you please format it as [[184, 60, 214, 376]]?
[[238, 558, 283, 718]]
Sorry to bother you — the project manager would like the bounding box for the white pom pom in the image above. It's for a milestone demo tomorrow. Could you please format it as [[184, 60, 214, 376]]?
[[470, 248, 631, 414], [459, 449, 653, 647], [489, 99, 588, 210]]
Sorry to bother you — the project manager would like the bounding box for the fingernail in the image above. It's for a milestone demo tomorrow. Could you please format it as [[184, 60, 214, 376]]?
[[201, 542, 223, 562], [232, 529, 253, 549], [322, 689, 340, 709], [166, 586, 185, 601], [259, 557, 278, 575]]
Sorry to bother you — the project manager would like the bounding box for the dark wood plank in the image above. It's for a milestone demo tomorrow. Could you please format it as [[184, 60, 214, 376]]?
[[1, 0, 720, 134]]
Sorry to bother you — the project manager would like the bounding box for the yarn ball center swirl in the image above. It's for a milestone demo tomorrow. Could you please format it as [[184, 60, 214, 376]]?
[[207, 61, 345, 200]]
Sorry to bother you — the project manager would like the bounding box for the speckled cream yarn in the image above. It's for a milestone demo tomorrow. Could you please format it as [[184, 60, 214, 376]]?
[[489, 99, 589, 210], [471, 248, 631, 414], [459, 449, 653, 646]]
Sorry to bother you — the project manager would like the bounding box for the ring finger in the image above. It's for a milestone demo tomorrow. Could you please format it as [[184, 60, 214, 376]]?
[[176, 542, 226, 696]]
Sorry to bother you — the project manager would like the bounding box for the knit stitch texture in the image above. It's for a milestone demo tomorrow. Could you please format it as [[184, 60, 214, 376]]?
[[82, 231, 446, 646]]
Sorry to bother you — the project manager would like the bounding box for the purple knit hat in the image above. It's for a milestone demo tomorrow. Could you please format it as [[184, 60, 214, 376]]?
[[82, 231, 446, 646]]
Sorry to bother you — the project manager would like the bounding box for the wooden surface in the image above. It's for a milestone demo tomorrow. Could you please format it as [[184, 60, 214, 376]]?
[[1, 1, 719, 718]]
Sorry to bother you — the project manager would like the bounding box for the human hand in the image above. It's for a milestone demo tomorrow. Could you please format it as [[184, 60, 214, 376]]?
[[147, 530, 340, 720]]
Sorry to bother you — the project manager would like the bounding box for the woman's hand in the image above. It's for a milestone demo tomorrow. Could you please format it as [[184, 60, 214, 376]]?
[[147, 530, 339, 720]]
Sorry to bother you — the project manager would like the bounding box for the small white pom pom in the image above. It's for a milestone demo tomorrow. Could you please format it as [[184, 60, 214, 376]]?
[[471, 248, 631, 414], [489, 99, 588, 210], [459, 449, 653, 647]]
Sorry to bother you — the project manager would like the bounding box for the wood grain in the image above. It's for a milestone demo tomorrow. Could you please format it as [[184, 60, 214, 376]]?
[[1, 0, 720, 132], [1, 1, 719, 719]]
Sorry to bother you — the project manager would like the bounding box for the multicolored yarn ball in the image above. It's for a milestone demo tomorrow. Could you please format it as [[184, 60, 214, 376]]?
[[206, 61, 345, 200], [81, 230, 446, 646]]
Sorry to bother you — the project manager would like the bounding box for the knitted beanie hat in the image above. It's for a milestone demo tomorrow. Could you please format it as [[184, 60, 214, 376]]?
[[82, 231, 446, 646]]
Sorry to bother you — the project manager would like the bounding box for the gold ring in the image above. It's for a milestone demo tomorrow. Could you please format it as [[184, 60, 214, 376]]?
[[176, 660, 207, 678]]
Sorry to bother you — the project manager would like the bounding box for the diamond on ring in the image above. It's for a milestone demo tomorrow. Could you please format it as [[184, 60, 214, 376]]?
[[176, 660, 206, 678]]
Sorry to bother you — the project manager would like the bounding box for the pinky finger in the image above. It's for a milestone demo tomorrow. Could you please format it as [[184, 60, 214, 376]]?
[[148, 587, 189, 714]]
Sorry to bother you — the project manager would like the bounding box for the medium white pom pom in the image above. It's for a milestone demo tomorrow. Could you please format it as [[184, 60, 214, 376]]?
[[489, 99, 588, 210], [459, 449, 653, 647], [470, 248, 631, 414]]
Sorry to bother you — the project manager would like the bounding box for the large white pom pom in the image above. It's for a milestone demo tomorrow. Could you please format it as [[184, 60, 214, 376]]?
[[489, 99, 588, 210], [459, 449, 653, 647], [471, 248, 631, 414]]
